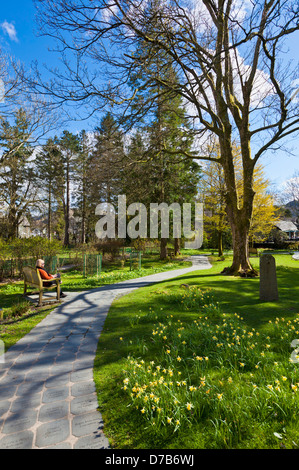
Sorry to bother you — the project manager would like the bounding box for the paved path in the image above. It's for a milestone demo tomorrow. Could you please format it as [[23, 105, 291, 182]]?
[[0, 255, 211, 449]]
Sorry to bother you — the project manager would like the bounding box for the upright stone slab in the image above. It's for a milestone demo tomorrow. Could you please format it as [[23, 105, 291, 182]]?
[[259, 254, 279, 301]]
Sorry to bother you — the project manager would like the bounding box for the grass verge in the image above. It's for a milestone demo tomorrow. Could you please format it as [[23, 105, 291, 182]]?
[[0, 304, 58, 351]]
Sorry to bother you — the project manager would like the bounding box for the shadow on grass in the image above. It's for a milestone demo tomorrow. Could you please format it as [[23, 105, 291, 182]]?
[[1, 305, 58, 326]]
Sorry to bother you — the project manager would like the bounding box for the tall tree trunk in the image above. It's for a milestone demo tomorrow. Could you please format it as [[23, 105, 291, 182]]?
[[8, 213, 18, 239], [228, 212, 251, 273], [220, 138, 257, 276], [48, 186, 52, 241], [64, 157, 70, 247], [160, 237, 167, 259], [224, 200, 257, 276], [81, 167, 86, 244], [174, 238, 180, 256], [81, 199, 86, 244], [218, 231, 223, 258], [7, 201, 18, 239]]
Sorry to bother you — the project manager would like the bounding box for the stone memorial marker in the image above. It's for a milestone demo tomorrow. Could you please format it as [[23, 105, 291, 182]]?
[[259, 254, 279, 301]]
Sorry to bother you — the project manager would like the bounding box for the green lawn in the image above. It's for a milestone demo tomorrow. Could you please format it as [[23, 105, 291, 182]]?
[[93, 254, 299, 449], [0, 255, 191, 350]]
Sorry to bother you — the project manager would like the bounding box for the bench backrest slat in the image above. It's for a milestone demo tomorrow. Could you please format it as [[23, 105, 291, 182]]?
[[23, 266, 43, 288]]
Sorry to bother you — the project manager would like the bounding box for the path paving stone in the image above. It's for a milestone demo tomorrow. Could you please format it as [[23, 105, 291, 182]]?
[[45, 373, 70, 388], [0, 401, 11, 417], [71, 381, 96, 397], [39, 401, 69, 422], [35, 418, 70, 448], [70, 369, 93, 383], [70, 394, 99, 415], [42, 386, 69, 404], [2, 409, 38, 434], [0, 430, 34, 449], [0, 255, 211, 449], [10, 394, 42, 412], [74, 433, 109, 449], [72, 410, 104, 437], [0, 385, 17, 401]]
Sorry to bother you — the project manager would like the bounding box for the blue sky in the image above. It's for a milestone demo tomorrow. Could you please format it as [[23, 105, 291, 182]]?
[[1, 0, 298, 192]]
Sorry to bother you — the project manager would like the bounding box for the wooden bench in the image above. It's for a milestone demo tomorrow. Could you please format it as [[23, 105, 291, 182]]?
[[23, 266, 60, 307]]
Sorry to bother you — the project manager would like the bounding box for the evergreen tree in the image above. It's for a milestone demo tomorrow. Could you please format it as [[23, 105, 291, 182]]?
[[58, 130, 80, 246], [87, 112, 125, 242], [125, 16, 201, 258], [35, 137, 64, 240], [74, 130, 93, 243], [90, 112, 124, 207]]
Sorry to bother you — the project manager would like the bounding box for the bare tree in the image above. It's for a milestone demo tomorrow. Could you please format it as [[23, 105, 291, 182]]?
[[0, 46, 64, 239], [0, 42, 63, 162], [0, 48, 25, 118], [0, 108, 40, 238], [34, 0, 299, 275]]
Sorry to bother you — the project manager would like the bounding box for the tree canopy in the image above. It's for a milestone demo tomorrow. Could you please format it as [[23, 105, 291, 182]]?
[[33, 0, 299, 274]]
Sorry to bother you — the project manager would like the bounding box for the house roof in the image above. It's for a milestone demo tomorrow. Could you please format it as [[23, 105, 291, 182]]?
[[275, 220, 298, 232]]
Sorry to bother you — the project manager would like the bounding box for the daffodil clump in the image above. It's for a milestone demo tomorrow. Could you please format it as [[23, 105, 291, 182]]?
[[121, 300, 299, 447], [163, 286, 216, 312]]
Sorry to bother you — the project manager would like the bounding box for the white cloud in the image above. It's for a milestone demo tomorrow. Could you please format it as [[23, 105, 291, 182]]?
[[101, 2, 119, 22], [1, 21, 18, 42]]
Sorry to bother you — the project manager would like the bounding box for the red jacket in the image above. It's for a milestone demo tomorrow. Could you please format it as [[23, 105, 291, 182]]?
[[37, 267, 54, 281]]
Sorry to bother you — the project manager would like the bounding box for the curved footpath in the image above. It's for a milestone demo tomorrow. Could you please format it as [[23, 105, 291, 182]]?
[[0, 255, 211, 449]]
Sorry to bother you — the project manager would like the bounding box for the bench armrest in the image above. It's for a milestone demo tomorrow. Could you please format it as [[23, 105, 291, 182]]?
[[42, 278, 60, 285]]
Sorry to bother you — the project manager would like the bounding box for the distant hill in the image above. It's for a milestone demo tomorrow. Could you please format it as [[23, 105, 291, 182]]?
[[286, 200, 299, 218]]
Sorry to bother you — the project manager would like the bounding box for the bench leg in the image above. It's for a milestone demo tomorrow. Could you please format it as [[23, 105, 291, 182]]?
[[56, 283, 60, 301], [38, 290, 43, 307]]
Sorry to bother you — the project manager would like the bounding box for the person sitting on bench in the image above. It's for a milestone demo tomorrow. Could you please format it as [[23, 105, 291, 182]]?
[[36, 259, 67, 298]]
